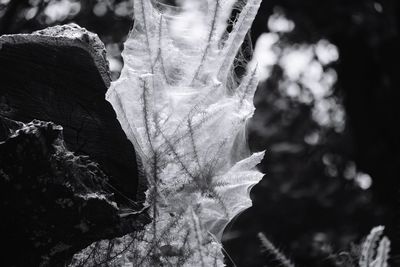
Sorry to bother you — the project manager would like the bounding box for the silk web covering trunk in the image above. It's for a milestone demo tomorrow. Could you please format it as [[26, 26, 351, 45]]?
[[105, 0, 263, 265]]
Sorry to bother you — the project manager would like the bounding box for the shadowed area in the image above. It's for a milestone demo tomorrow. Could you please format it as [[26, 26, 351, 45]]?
[[0, 119, 149, 267], [0, 24, 145, 203]]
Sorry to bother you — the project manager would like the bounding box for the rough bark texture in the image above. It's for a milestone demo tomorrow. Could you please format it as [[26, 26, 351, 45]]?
[[0, 119, 149, 267], [0, 24, 149, 266], [0, 24, 145, 204]]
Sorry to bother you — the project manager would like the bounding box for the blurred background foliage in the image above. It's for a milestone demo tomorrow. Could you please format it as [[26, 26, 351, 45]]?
[[1, 0, 399, 266]]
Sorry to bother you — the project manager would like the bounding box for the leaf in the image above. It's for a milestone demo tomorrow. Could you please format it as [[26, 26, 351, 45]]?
[[371, 237, 390, 267], [217, 0, 262, 83], [200, 151, 265, 239], [359, 226, 391, 267], [106, 0, 264, 265]]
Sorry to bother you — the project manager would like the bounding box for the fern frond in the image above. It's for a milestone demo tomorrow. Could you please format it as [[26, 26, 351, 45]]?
[[217, 0, 262, 83], [192, 0, 220, 84], [190, 208, 206, 267], [187, 117, 202, 171], [371, 236, 390, 267], [133, 0, 155, 73], [359, 226, 385, 267], [258, 232, 296, 267], [237, 63, 258, 108]]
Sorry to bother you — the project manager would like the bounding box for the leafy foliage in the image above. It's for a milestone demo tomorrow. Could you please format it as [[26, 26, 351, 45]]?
[[258, 232, 295, 267], [331, 226, 391, 267], [76, 0, 265, 265], [359, 226, 390, 267]]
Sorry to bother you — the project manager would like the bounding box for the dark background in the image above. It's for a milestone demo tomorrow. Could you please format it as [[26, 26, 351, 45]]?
[[1, 0, 399, 266]]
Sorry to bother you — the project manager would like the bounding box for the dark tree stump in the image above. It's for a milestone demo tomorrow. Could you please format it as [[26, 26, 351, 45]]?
[[0, 24, 145, 203], [0, 119, 149, 267]]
